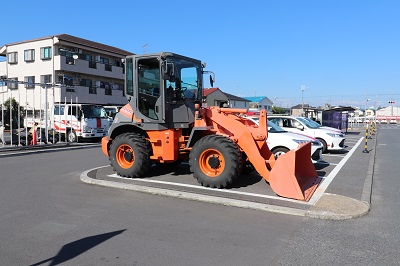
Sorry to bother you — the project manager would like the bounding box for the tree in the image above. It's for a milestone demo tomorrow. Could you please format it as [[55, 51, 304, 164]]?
[[1, 97, 25, 129], [272, 106, 287, 114]]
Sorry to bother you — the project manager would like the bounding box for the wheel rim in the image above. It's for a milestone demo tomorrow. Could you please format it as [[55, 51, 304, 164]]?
[[69, 133, 75, 142], [274, 150, 287, 160], [116, 144, 135, 169], [199, 149, 225, 177]]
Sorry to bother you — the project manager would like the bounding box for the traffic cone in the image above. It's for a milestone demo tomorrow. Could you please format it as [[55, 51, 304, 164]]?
[[30, 128, 38, 145]]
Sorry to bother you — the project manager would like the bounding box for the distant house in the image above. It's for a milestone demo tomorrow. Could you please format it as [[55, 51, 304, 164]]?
[[243, 96, 273, 113], [203, 88, 250, 108], [221, 92, 250, 108], [291, 103, 311, 117], [203, 88, 227, 107]]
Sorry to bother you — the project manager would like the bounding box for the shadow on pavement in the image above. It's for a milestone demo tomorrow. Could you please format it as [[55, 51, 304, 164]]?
[[30, 229, 126, 266]]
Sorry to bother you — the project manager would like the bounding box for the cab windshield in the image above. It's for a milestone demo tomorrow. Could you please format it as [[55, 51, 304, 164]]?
[[164, 56, 202, 102], [82, 105, 108, 118]]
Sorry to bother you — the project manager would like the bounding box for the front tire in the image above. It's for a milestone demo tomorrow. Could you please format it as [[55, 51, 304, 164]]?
[[67, 130, 77, 142], [317, 138, 328, 153], [189, 135, 242, 188], [109, 133, 151, 178], [272, 147, 290, 160]]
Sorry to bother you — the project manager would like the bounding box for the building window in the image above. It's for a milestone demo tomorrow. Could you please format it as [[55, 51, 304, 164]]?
[[105, 84, 112, 95], [100, 57, 109, 64], [40, 47, 52, 60], [7, 77, 18, 89], [89, 87, 97, 94], [24, 49, 35, 62], [58, 75, 73, 86], [7, 52, 18, 64], [89, 61, 97, 69], [24, 76, 35, 88], [40, 75, 52, 86], [79, 78, 92, 88]]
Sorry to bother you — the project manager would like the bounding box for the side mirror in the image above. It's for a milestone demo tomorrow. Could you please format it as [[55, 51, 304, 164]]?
[[163, 62, 175, 81]]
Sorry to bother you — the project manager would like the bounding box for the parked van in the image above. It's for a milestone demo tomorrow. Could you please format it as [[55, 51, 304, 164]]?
[[268, 115, 346, 153]]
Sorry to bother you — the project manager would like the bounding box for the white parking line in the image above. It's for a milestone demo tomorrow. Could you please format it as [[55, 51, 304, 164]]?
[[308, 137, 364, 204], [108, 174, 311, 205], [105, 137, 363, 206], [322, 154, 346, 158]]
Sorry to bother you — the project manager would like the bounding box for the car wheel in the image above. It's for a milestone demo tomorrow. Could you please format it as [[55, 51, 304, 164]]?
[[317, 138, 328, 153], [272, 147, 290, 160]]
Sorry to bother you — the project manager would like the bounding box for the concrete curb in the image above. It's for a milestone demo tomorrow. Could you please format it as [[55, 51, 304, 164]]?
[[80, 166, 371, 220]]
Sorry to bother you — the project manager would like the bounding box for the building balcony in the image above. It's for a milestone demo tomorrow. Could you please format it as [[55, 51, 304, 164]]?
[[54, 55, 124, 79]]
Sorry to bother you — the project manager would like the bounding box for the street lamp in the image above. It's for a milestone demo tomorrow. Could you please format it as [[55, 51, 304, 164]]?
[[301, 85, 306, 116], [365, 98, 370, 122]]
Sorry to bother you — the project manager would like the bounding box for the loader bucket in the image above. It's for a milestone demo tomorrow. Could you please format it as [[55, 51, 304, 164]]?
[[269, 143, 321, 201]]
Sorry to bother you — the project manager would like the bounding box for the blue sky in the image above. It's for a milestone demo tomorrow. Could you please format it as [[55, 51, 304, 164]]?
[[2, 0, 399, 108]]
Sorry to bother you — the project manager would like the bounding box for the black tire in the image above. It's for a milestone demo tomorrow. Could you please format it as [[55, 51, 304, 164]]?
[[189, 135, 242, 188], [67, 130, 77, 142], [240, 152, 255, 175], [272, 147, 290, 160], [109, 133, 151, 178], [317, 138, 328, 153]]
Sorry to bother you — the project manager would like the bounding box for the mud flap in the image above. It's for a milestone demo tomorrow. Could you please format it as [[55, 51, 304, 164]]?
[[269, 142, 321, 201]]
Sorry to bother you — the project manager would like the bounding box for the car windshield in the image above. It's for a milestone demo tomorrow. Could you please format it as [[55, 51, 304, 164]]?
[[268, 121, 286, 133], [304, 117, 321, 128], [297, 117, 320, 129], [82, 105, 108, 118]]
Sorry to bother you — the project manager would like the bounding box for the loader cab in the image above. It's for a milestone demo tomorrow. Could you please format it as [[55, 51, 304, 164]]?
[[125, 52, 203, 129]]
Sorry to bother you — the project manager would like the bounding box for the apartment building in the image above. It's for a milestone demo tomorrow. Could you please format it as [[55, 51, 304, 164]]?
[[0, 34, 133, 116]]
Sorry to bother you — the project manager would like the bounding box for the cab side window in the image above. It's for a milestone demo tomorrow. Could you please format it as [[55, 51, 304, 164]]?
[[137, 58, 160, 120]]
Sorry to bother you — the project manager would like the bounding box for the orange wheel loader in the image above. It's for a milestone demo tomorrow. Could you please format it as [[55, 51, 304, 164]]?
[[101, 52, 321, 201]]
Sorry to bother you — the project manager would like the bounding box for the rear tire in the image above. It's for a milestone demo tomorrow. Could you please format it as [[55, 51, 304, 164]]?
[[109, 133, 151, 178], [189, 135, 242, 188]]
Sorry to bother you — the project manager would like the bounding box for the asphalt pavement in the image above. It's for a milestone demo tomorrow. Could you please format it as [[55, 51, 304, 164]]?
[[0, 127, 376, 220]]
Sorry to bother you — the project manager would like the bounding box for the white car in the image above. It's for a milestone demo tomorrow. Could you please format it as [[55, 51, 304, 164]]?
[[268, 115, 346, 153], [303, 117, 345, 134], [246, 117, 323, 163]]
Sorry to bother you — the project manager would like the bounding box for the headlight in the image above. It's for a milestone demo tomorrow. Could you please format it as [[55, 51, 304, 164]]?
[[326, 133, 343, 138], [82, 126, 92, 133], [292, 139, 310, 145], [311, 140, 322, 146]]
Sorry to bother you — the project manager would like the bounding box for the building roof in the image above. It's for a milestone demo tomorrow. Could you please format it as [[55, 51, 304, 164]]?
[[222, 92, 251, 102], [1, 34, 134, 56], [203, 88, 220, 96], [243, 96, 267, 103]]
